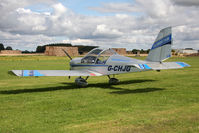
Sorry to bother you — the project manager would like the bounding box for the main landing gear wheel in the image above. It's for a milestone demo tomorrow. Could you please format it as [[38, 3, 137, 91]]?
[[75, 77, 88, 87], [108, 75, 119, 85], [109, 78, 119, 85]]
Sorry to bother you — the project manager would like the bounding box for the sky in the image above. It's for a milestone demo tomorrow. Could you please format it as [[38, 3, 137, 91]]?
[[0, 0, 199, 51]]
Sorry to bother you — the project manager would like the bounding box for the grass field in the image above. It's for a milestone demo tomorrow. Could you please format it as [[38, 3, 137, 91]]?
[[0, 56, 199, 133]]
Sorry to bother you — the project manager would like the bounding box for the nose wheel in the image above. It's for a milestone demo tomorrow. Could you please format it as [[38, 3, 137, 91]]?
[[75, 77, 89, 87], [108, 75, 119, 85]]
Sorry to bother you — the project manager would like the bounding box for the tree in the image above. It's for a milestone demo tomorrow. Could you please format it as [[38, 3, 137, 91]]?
[[5, 46, 12, 50], [132, 49, 139, 54], [22, 50, 31, 53], [36, 46, 45, 53], [76, 45, 98, 54], [0, 43, 5, 50], [146, 49, 150, 54], [140, 49, 145, 54]]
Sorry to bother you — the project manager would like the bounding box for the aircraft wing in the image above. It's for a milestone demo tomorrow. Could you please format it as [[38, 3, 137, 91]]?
[[11, 70, 103, 77]]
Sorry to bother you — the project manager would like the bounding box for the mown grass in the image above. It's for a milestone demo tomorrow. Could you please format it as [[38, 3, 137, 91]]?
[[0, 56, 199, 133]]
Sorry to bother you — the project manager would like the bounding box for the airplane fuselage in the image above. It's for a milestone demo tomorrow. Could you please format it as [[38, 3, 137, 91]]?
[[69, 56, 150, 76]]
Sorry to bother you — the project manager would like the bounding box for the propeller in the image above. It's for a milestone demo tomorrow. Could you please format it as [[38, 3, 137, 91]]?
[[62, 49, 72, 60]]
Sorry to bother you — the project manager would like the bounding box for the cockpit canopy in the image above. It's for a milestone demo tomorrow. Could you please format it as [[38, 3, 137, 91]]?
[[81, 48, 117, 64]]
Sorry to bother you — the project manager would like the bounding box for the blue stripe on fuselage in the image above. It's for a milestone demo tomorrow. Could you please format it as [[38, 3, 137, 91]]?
[[143, 64, 151, 69], [139, 64, 151, 69], [139, 64, 144, 69]]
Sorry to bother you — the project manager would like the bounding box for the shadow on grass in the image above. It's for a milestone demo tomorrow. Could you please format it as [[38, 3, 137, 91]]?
[[0, 79, 164, 95], [110, 88, 165, 94], [0, 83, 77, 95]]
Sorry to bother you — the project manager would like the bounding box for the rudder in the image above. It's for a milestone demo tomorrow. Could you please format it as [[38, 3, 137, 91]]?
[[146, 27, 172, 62]]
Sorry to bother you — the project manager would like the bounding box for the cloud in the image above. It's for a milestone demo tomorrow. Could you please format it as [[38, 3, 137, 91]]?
[[0, 30, 54, 50], [136, 0, 175, 18], [89, 3, 139, 13], [173, 0, 199, 6], [63, 39, 96, 46], [92, 24, 123, 39], [0, 0, 199, 51]]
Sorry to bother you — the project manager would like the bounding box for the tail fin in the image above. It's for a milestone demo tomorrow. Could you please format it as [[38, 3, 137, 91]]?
[[146, 27, 172, 62]]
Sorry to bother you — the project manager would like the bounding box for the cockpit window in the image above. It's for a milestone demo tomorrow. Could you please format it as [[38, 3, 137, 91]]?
[[88, 49, 103, 56], [81, 48, 102, 64], [81, 56, 97, 64], [96, 49, 117, 64], [81, 48, 117, 64], [100, 49, 117, 56]]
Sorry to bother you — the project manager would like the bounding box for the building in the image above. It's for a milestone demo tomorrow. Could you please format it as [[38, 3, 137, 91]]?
[[45, 46, 79, 56], [0, 50, 21, 55], [174, 48, 198, 56], [112, 48, 126, 55], [178, 49, 198, 54]]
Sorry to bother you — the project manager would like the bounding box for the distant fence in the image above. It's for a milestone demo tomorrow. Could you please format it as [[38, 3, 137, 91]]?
[[0, 50, 22, 55]]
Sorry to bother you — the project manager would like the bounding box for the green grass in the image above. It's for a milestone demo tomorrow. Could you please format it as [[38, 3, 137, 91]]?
[[0, 56, 199, 133]]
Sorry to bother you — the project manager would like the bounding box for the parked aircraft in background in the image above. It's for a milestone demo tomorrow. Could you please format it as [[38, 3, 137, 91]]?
[[12, 27, 190, 87]]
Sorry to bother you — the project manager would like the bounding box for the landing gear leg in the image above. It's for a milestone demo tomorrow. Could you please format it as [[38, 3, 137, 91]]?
[[107, 75, 119, 85], [85, 76, 89, 81]]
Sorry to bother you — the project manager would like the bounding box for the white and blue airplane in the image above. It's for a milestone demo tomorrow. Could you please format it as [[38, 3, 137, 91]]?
[[12, 27, 190, 87]]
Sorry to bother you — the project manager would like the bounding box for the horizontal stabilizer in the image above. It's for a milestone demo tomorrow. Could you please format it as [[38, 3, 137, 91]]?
[[11, 70, 103, 77], [147, 62, 190, 70]]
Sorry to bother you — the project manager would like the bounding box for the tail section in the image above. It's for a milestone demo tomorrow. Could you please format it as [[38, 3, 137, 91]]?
[[146, 27, 172, 62]]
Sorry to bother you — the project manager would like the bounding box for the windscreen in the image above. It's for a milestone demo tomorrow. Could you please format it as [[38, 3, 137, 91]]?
[[81, 48, 103, 64], [96, 49, 117, 64]]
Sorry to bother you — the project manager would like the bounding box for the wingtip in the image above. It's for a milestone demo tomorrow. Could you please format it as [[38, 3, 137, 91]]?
[[11, 70, 22, 76], [176, 62, 190, 67]]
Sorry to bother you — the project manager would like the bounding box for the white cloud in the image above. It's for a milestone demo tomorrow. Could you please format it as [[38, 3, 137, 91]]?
[[63, 39, 96, 46], [0, 30, 54, 50], [115, 14, 129, 19], [136, 0, 175, 18], [89, 3, 139, 13], [92, 24, 123, 38], [52, 3, 67, 15], [0, 0, 199, 51], [173, 0, 199, 6]]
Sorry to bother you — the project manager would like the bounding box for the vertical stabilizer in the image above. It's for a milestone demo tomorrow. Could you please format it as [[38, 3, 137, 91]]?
[[146, 27, 172, 62]]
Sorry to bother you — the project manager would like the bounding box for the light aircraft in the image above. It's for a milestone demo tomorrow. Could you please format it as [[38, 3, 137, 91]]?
[[12, 27, 190, 87]]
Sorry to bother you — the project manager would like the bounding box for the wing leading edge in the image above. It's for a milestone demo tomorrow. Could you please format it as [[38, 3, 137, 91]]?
[[11, 70, 103, 77]]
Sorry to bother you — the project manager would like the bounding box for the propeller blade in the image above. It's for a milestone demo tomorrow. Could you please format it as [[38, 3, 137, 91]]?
[[62, 49, 72, 60]]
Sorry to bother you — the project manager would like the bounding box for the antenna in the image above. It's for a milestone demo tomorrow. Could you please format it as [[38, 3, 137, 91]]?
[[62, 49, 72, 60]]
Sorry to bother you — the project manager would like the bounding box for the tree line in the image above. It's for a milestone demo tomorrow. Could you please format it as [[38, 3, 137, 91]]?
[[0, 42, 151, 54], [131, 49, 150, 54], [0, 43, 13, 50]]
